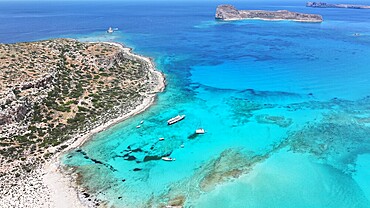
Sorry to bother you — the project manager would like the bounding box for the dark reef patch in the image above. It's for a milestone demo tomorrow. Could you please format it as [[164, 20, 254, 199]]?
[[143, 155, 162, 162], [124, 156, 137, 161]]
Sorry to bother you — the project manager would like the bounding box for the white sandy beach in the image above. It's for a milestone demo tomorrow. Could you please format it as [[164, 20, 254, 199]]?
[[39, 42, 165, 208]]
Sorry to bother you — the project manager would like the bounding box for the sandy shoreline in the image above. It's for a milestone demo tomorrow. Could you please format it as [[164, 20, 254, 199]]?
[[42, 41, 165, 208]]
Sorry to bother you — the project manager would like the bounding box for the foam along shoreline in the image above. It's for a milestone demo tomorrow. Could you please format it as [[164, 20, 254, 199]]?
[[220, 17, 322, 23], [42, 41, 165, 208]]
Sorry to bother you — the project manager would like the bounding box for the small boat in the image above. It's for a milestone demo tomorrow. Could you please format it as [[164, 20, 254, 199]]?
[[159, 137, 165, 141], [136, 125, 141, 128], [167, 115, 185, 125], [140, 120, 144, 124], [180, 144, 184, 148], [107, 27, 114, 33], [195, 128, 205, 134], [162, 157, 175, 161]]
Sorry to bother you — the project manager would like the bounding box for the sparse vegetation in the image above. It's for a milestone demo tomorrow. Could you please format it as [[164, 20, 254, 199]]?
[[0, 39, 160, 181]]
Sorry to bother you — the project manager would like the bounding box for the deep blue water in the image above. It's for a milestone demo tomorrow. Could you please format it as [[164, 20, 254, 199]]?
[[2, 0, 370, 207]]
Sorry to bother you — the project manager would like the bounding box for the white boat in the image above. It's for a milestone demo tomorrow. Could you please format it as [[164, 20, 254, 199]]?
[[136, 125, 141, 128], [162, 157, 175, 161], [195, 128, 205, 134], [159, 137, 165, 141], [107, 27, 114, 33], [167, 115, 185, 125], [140, 120, 144, 124]]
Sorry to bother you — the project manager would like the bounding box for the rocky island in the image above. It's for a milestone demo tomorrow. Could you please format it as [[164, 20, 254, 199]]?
[[216, 5, 323, 23], [306, 2, 370, 9], [0, 39, 164, 207]]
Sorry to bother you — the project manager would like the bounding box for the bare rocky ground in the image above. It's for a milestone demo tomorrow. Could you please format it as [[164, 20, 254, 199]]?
[[0, 39, 164, 207]]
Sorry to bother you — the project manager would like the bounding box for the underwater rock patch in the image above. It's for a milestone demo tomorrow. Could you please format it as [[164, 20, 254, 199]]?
[[167, 195, 186, 207], [77, 150, 118, 172], [187, 133, 198, 140], [143, 155, 162, 162], [124, 156, 137, 161], [255, 114, 292, 127], [287, 114, 370, 173], [131, 148, 143, 152], [153, 148, 276, 207], [198, 149, 262, 192], [90, 158, 103, 165], [227, 97, 276, 125]]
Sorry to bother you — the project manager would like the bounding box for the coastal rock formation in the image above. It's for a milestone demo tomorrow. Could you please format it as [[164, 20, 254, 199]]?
[[0, 39, 164, 207], [306, 2, 370, 9], [215, 4, 323, 22]]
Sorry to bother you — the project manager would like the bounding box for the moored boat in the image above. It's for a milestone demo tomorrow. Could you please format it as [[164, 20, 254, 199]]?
[[195, 128, 205, 134], [167, 115, 185, 125], [162, 157, 175, 161], [107, 27, 114, 33]]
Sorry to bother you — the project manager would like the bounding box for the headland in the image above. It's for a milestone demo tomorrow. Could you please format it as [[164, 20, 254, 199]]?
[[0, 39, 165, 207]]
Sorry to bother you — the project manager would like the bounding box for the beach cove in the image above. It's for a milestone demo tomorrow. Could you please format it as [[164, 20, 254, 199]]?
[[1, 0, 370, 207], [42, 42, 165, 208]]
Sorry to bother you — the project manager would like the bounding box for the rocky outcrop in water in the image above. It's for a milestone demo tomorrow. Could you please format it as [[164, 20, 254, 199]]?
[[306, 2, 370, 9], [215, 4, 323, 22]]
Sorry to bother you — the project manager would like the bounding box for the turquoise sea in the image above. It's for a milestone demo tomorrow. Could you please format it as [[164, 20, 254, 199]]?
[[2, 0, 370, 207]]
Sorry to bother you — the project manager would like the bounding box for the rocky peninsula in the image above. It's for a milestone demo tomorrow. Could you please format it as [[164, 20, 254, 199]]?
[[216, 5, 323, 23], [0, 39, 165, 207], [306, 2, 370, 9]]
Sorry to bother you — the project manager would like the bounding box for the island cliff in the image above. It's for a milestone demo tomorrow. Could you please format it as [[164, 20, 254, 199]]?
[[307, 2, 370, 9], [216, 5, 323, 23]]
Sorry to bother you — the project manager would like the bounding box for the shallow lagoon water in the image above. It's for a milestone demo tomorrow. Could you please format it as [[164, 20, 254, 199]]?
[[62, 2, 370, 207], [195, 149, 370, 208], [2, 0, 370, 207]]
